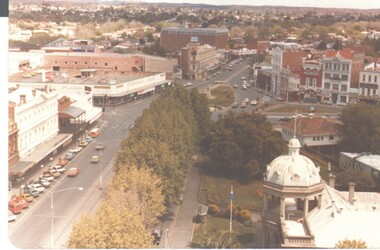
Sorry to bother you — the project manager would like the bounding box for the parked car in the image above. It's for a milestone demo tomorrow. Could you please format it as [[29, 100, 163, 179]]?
[[232, 102, 239, 108], [8, 210, 16, 222], [50, 165, 66, 173], [151, 229, 162, 245], [39, 173, 54, 182], [278, 117, 292, 122], [16, 193, 34, 203], [96, 143, 104, 150], [85, 136, 94, 143], [67, 167, 80, 177], [49, 170, 61, 178], [242, 84, 247, 90], [9, 200, 26, 214], [69, 147, 82, 154], [233, 84, 238, 88], [28, 183, 45, 193], [91, 155, 101, 163], [251, 100, 258, 106], [24, 187, 39, 197], [64, 152, 76, 161], [57, 158, 69, 167], [78, 140, 89, 148], [39, 178, 51, 188]]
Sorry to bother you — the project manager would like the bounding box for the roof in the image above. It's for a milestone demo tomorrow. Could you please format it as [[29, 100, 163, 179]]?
[[326, 49, 353, 60], [281, 116, 342, 136], [60, 106, 85, 118], [308, 183, 380, 248], [161, 27, 229, 34], [340, 152, 380, 172], [265, 138, 322, 187]]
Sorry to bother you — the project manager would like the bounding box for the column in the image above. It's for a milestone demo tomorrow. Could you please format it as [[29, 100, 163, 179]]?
[[263, 192, 268, 212], [280, 198, 285, 217], [304, 198, 309, 217]]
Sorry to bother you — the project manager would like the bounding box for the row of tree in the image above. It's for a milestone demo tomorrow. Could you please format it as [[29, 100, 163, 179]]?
[[68, 86, 211, 248]]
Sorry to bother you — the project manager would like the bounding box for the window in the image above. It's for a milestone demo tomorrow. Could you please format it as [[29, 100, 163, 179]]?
[[341, 75, 348, 81], [333, 74, 340, 80], [369, 75, 372, 82], [95, 62, 98, 65], [374, 89, 377, 96], [362, 74, 366, 81], [324, 82, 330, 89], [313, 136, 316, 141], [105, 62, 108, 66], [75, 61, 77, 64], [65, 61, 67, 64], [333, 84, 339, 90], [325, 63, 329, 69], [306, 78, 310, 86], [324, 73, 331, 79], [85, 62, 88, 65], [55, 61, 57, 64], [329, 135, 334, 140], [375, 76, 378, 83], [341, 85, 347, 91], [312, 78, 317, 87]]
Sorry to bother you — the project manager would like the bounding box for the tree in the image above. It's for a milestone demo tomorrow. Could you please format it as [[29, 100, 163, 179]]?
[[207, 111, 286, 180], [335, 238, 367, 248], [67, 203, 153, 248], [107, 165, 165, 227], [340, 103, 380, 154], [193, 230, 240, 248], [336, 169, 375, 191]]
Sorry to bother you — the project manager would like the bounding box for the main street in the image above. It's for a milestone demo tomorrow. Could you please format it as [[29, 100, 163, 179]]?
[[8, 98, 154, 249]]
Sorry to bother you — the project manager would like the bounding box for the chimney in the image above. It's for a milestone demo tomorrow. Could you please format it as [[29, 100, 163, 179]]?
[[328, 173, 336, 188], [348, 182, 356, 205], [20, 95, 26, 104], [32, 89, 36, 97]]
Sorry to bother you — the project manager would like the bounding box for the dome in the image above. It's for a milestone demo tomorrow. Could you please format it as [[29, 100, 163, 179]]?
[[265, 138, 321, 187]]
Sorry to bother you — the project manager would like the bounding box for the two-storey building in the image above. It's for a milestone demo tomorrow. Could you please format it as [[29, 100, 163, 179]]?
[[359, 62, 380, 104]]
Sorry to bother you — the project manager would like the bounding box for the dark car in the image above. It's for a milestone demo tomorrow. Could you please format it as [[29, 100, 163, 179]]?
[[151, 229, 162, 245], [278, 117, 292, 122]]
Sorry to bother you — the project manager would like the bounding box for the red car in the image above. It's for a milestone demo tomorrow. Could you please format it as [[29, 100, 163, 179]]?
[[67, 167, 80, 177]]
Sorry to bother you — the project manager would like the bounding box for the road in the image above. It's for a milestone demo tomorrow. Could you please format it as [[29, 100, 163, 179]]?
[[8, 98, 154, 249]]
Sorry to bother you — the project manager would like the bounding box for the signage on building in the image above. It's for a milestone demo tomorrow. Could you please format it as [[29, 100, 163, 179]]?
[[191, 36, 198, 42]]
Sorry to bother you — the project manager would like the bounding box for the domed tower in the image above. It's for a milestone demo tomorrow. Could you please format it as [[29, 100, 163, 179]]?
[[261, 137, 324, 248]]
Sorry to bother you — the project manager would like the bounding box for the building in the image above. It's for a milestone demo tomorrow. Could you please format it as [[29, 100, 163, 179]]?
[[359, 62, 380, 104], [8, 87, 59, 160], [180, 43, 218, 80], [160, 27, 229, 52], [8, 102, 19, 167], [339, 152, 380, 180], [270, 48, 307, 96], [262, 136, 380, 248], [299, 53, 324, 103], [280, 116, 342, 150], [321, 51, 352, 104]]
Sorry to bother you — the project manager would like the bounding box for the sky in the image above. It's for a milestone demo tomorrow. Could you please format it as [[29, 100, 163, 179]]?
[[142, 0, 380, 9]]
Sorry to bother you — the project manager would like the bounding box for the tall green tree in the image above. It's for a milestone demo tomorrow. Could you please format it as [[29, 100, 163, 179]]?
[[340, 103, 380, 154], [207, 111, 286, 180]]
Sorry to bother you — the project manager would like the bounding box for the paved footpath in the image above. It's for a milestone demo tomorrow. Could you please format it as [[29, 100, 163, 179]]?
[[166, 157, 203, 248]]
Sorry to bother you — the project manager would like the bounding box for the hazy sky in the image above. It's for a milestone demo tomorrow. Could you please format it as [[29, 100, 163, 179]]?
[[143, 0, 380, 9]]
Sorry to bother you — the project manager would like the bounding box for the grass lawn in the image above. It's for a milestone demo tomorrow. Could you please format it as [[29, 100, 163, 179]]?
[[191, 215, 255, 247], [207, 85, 235, 107], [199, 174, 263, 212]]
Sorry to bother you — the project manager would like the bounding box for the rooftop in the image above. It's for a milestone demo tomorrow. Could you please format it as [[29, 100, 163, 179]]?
[[341, 152, 380, 172], [281, 116, 342, 136]]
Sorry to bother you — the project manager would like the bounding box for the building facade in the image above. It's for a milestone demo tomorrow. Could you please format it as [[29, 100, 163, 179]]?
[[8, 102, 19, 167], [359, 62, 380, 103], [299, 54, 323, 103], [180, 43, 218, 80], [321, 52, 352, 104], [160, 27, 229, 52], [8, 87, 59, 159]]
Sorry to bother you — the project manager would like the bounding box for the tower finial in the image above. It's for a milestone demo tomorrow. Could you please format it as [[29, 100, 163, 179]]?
[[293, 109, 298, 138]]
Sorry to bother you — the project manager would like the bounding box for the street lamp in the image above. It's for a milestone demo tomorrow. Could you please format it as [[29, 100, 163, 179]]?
[[229, 185, 234, 232], [50, 187, 83, 249], [164, 228, 169, 248]]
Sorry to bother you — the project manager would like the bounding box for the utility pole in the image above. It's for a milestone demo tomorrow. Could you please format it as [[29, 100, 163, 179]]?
[[229, 185, 234, 232]]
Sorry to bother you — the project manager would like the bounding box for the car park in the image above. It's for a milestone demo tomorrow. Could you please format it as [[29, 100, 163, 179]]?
[[96, 143, 105, 150], [91, 155, 101, 163], [17, 193, 34, 203], [67, 167, 80, 177], [64, 152, 76, 161], [69, 147, 82, 154], [28, 183, 45, 193]]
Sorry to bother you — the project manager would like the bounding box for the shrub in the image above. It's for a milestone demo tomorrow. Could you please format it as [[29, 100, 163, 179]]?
[[208, 204, 220, 215], [243, 220, 254, 227], [237, 209, 252, 223]]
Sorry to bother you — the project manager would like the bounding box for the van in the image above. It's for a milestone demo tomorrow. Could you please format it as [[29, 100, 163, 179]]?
[[89, 128, 100, 138]]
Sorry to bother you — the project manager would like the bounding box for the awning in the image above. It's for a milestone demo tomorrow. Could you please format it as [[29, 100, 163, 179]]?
[[60, 106, 85, 119], [9, 161, 35, 177]]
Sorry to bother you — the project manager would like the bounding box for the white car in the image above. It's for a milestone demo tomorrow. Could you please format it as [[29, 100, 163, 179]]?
[[69, 147, 82, 154], [50, 165, 66, 173], [8, 211, 16, 222], [39, 179, 50, 188], [28, 184, 45, 193], [39, 175, 54, 182], [251, 100, 258, 105]]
